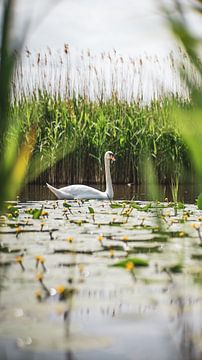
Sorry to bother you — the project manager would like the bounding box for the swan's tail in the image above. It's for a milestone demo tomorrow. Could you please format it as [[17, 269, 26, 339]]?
[[46, 183, 71, 200], [46, 183, 61, 199]]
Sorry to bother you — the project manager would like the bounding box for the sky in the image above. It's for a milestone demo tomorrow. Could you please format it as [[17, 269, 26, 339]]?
[[12, 0, 178, 56], [3, 0, 200, 101]]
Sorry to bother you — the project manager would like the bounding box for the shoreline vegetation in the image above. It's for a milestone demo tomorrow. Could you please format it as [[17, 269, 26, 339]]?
[[9, 47, 197, 187], [13, 94, 192, 186]]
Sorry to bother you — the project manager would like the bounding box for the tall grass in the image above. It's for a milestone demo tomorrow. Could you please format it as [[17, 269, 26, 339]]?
[[9, 92, 192, 186]]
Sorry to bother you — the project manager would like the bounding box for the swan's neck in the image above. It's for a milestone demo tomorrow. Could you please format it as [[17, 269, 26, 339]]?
[[105, 158, 113, 199]]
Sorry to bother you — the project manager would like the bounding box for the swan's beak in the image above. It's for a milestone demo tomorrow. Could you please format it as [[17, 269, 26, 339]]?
[[111, 155, 116, 162]]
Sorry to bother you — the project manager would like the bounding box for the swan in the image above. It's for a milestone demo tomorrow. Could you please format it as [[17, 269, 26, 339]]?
[[46, 151, 116, 200]]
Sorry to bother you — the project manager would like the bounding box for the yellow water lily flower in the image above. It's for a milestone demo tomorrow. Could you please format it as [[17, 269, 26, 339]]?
[[125, 261, 134, 271], [109, 249, 115, 258], [191, 223, 200, 230], [36, 272, 44, 282], [16, 256, 25, 271], [56, 285, 65, 294], [16, 255, 23, 263], [35, 289, 42, 300], [35, 255, 45, 263], [97, 235, 104, 242], [66, 236, 74, 243]]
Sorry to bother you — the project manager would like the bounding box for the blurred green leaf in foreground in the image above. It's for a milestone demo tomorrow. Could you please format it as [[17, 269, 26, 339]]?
[[0, 0, 35, 211], [0, 1, 75, 212], [163, 0, 202, 205]]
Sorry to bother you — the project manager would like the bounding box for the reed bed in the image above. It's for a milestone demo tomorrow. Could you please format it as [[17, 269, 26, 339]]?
[[12, 46, 195, 103], [9, 46, 196, 186]]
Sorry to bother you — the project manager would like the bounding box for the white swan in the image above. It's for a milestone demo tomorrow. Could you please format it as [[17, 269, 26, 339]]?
[[46, 151, 116, 200]]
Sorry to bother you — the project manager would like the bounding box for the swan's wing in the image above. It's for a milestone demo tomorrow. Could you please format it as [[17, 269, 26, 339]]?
[[60, 184, 106, 199]]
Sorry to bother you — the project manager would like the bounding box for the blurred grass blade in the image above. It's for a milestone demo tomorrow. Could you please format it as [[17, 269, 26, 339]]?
[[176, 109, 202, 182], [5, 127, 37, 199], [143, 155, 159, 202]]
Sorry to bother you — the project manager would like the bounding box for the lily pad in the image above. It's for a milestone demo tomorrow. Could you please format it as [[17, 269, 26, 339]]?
[[163, 263, 183, 273], [111, 257, 149, 268]]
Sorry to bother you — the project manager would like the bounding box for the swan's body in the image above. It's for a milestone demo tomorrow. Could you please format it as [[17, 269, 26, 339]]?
[[47, 151, 115, 200]]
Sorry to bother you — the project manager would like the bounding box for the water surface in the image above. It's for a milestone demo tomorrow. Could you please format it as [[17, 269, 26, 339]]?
[[1, 198, 202, 359]]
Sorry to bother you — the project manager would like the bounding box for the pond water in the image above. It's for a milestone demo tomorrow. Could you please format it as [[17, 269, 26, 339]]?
[[1, 197, 202, 359]]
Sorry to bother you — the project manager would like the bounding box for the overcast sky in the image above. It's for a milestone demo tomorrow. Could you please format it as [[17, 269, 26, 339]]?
[[2, 0, 199, 100], [0, 0, 196, 59], [11, 0, 180, 55]]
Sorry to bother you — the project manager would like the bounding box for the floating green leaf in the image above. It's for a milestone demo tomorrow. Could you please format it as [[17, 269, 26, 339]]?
[[111, 257, 149, 268], [110, 203, 124, 209], [164, 263, 183, 273], [88, 206, 95, 214], [131, 203, 152, 211], [6, 205, 19, 218], [25, 207, 43, 219], [63, 202, 72, 209]]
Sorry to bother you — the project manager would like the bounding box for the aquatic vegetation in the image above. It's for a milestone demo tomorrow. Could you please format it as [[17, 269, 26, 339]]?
[[111, 257, 149, 268], [191, 223, 202, 245], [35, 255, 46, 271], [25, 207, 43, 219], [15, 226, 22, 237], [15, 255, 25, 271], [0, 198, 202, 357], [55, 285, 75, 301], [8, 94, 190, 188], [36, 272, 49, 295], [88, 206, 95, 214], [66, 236, 74, 243], [162, 262, 183, 275], [97, 235, 104, 243], [5, 205, 19, 219]]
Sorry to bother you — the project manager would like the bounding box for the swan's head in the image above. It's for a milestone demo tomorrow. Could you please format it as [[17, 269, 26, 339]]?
[[105, 151, 116, 162]]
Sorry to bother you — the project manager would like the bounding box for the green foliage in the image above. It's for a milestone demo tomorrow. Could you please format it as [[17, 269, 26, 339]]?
[[0, 0, 26, 209], [110, 203, 124, 208], [111, 257, 149, 268], [0, 3, 75, 209], [164, 263, 183, 274], [5, 205, 19, 218], [8, 95, 189, 185], [164, 1, 202, 200], [131, 203, 152, 211], [88, 206, 95, 214], [25, 207, 43, 219], [63, 202, 72, 209], [197, 193, 202, 210]]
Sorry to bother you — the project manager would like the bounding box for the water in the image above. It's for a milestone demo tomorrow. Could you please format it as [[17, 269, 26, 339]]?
[[1, 198, 202, 359]]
